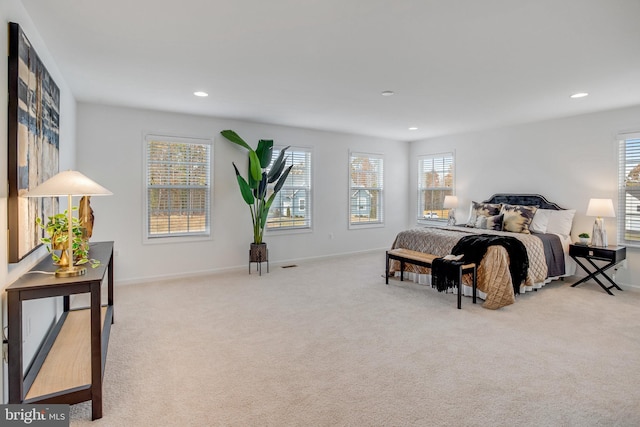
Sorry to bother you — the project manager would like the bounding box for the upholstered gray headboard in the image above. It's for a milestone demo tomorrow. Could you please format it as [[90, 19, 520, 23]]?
[[483, 194, 564, 210]]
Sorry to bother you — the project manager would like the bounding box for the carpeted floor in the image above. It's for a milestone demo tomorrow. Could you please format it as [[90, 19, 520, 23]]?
[[70, 250, 640, 426]]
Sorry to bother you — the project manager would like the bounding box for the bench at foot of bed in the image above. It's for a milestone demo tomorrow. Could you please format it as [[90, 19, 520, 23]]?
[[386, 248, 477, 309]]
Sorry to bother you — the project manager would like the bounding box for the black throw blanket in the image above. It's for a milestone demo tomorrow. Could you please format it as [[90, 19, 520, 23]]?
[[450, 234, 529, 295], [431, 258, 465, 292]]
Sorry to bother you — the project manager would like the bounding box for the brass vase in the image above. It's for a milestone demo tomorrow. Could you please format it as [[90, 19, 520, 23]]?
[[52, 240, 70, 267]]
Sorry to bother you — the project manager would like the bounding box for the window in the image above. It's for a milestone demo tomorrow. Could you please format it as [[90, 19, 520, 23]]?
[[267, 146, 312, 230], [417, 153, 454, 222], [349, 152, 384, 227], [144, 134, 212, 241], [618, 132, 640, 247]]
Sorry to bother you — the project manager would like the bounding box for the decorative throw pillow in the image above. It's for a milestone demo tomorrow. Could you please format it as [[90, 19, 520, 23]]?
[[473, 215, 487, 229], [529, 209, 550, 233], [475, 213, 504, 231], [466, 201, 502, 227], [545, 209, 576, 237], [500, 204, 537, 234], [485, 213, 504, 231]]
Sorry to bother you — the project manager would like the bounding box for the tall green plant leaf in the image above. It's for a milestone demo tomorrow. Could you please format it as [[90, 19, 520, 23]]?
[[247, 156, 259, 190], [233, 163, 255, 205], [267, 146, 290, 183], [273, 165, 294, 194], [255, 140, 274, 168], [248, 150, 262, 182], [261, 192, 278, 230], [221, 130, 252, 150], [257, 172, 268, 199]]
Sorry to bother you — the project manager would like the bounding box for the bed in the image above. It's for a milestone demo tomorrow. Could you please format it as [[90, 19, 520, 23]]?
[[389, 194, 577, 309]]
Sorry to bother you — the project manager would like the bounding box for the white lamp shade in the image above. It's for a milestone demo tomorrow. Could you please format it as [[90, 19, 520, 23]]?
[[443, 195, 458, 209], [586, 198, 615, 218], [24, 170, 112, 197]]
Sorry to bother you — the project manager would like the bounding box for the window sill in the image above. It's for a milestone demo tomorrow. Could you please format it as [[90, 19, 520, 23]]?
[[349, 222, 385, 230], [266, 226, 313, 237], [143, 234, 212, 245]]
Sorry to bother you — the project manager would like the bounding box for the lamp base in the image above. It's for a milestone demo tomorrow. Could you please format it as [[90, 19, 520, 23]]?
[[591, 217, 608, 247], [55, 265, 87, 278], [447, 209, 456, 226]]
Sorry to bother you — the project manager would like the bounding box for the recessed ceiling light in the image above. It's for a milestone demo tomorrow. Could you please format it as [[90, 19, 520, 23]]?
[[381, 90, 395, 97], [409, 127, 418, 130], [570, 92, 588, 98], [194, 91, 209, 97]]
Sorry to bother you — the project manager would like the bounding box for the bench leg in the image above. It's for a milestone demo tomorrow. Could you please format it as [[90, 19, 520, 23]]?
[[385, 252, 389, 285], [472, 265, 477, 304], [457, 266, 462, 309]]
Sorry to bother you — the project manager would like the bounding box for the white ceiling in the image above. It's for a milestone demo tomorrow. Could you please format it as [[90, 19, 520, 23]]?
[[19, 0, 640, 141]]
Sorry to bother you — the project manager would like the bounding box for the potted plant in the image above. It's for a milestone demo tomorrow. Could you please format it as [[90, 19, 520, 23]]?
[[36, 207, 100, 268], [578, 232, 590, 245], [220, 130, 293, 267]]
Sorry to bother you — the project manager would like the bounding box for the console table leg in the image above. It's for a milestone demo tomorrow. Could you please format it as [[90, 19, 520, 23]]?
[[91, 282, 103, 420]]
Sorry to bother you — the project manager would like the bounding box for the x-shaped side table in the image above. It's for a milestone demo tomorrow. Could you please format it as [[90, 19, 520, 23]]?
[[569, 244, 626, 295]]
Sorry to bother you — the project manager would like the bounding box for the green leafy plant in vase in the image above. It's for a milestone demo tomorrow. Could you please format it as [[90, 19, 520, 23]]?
[[36, 206, 100, 268], [220, 130, 293, 266], [578, 232, 590, 245]]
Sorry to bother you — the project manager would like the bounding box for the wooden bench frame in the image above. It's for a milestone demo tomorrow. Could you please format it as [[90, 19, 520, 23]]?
[[386, 248, 477, 309]]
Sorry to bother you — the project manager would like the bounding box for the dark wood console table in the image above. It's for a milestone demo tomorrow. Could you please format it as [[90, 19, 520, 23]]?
[[6, 241, 114, 420]]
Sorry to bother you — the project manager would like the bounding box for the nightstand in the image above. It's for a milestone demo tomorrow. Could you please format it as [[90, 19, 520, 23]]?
[[569, 244, 626, 295]]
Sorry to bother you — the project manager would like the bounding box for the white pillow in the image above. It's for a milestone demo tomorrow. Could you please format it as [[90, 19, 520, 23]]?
[[545, 209, 576, 236], [530, 209, 550, 233]]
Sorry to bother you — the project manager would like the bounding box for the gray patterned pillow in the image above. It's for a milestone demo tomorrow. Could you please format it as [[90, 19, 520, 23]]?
[[466, 201, 502, 227], [500, 204, 537, 234], [474, 213, 503, 231]]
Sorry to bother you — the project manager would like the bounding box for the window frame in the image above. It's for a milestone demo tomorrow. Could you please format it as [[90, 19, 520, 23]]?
[[618, 131, 640, 248], [417, 152, 455, 225], [348, 151, 384, 229], [265, 145, 313, 234], [142, 133, 213, 244]]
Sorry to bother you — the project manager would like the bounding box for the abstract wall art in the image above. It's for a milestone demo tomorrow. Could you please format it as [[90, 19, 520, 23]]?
[[8, 22, 60, 263]]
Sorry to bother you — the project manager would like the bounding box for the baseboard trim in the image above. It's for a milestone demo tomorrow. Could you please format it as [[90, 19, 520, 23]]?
[[115, 247, 388, 286]]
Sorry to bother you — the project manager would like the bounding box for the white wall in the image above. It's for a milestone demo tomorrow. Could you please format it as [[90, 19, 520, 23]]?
[[76, 103, 409, 283], [1, 0, 77, 403], [409, 105, 640, 287]]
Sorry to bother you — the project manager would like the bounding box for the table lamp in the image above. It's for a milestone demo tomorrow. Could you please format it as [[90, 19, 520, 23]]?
[[443, 195, 458, 226], [25, 170, 112, 277], [586, 198, 615, 247]]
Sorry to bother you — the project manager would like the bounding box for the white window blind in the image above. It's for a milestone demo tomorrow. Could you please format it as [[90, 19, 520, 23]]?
[[417, 153, 454, 222], [349, 152, 384, 226], [618, 132, 640, 247], [144, 135, 212, 239], [267, 146, 312, 230]]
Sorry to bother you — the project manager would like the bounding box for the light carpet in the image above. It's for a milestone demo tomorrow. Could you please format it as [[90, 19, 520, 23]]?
[[70, 251, 640, 426]]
